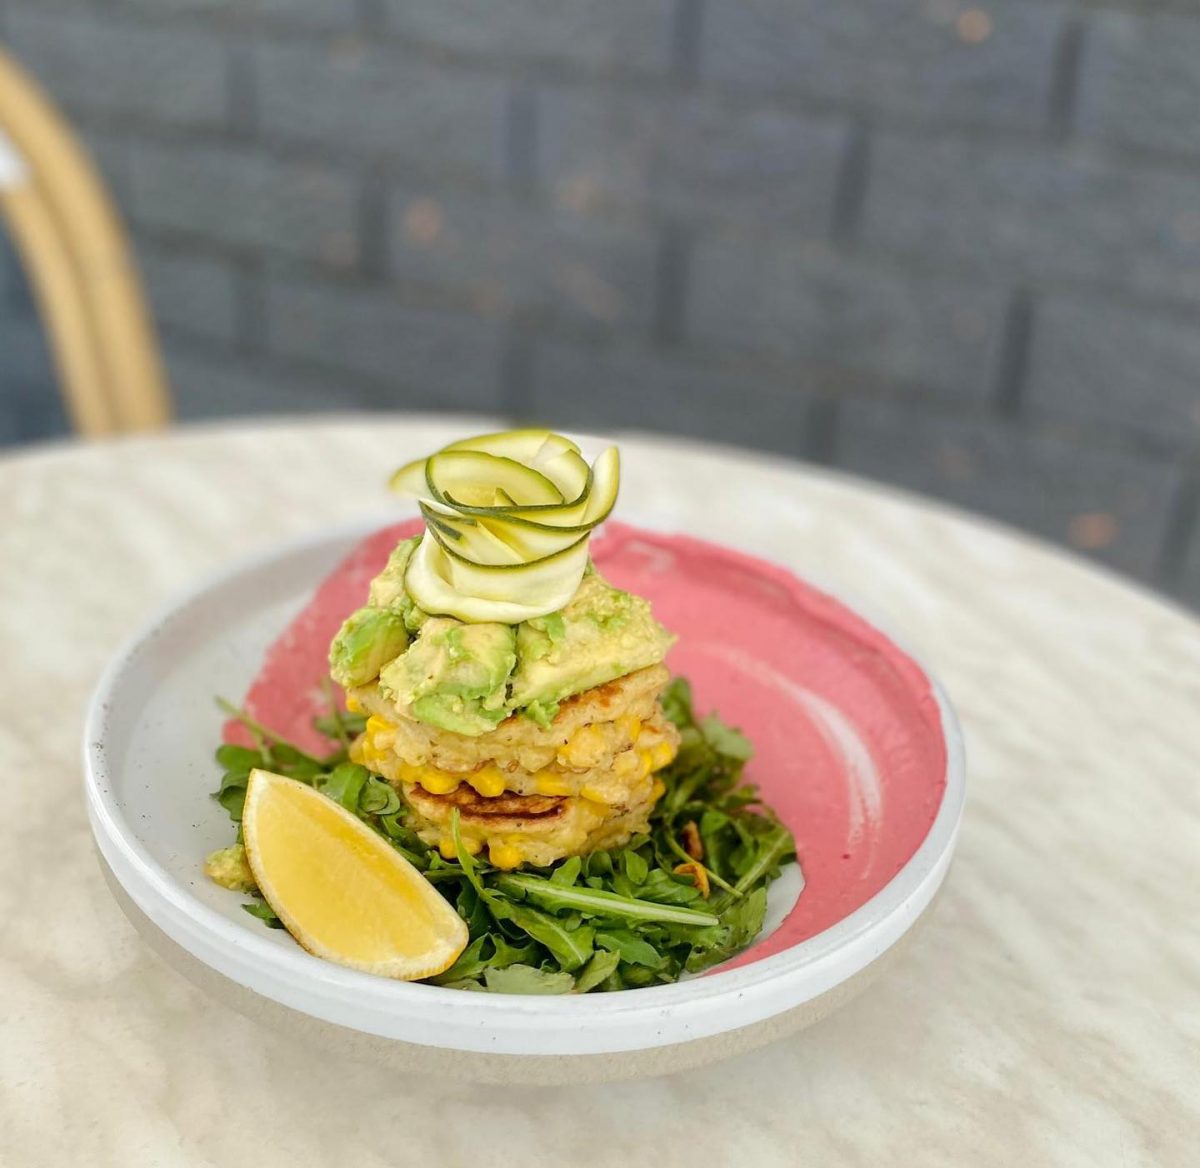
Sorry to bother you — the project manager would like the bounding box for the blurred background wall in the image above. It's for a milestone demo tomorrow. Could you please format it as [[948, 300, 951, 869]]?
[[1, 0, 1198, 606]]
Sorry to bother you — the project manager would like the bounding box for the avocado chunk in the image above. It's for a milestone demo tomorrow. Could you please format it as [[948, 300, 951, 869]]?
[[328, 605, 410, 688], [367, 536, 428, 631], [379, 617, 517, 736], [509, 570, 674, 715], [203, 843, 256, 893]]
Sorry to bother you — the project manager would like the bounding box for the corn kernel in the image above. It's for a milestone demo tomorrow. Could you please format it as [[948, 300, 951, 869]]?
[[651, 778, 666, 801], [365, 715, 392, 736], [557, 724, 606, 768], [650, 740, 676, 770], [489, 843, 522, 870], [440, 835, 481, 858], [344, 694, 362, 714], [617, 714, 642, 742], [467, 765, 507, 798], [419, 769, 461, 795], [534, 772, 573, 796], [637, 750, 653, 780], [580, 783, 617, 804], [613, 750, 640, 777]]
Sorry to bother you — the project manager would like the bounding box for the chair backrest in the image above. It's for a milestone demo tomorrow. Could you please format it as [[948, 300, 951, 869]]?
[[0, 46, 170, 436]]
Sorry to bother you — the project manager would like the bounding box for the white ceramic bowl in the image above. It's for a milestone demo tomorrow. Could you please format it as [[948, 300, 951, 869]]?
[[84, 519, 965, 1084]]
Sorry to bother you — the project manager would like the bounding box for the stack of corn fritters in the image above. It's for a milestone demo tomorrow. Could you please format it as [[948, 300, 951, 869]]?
[[349, 662, 680, 868]]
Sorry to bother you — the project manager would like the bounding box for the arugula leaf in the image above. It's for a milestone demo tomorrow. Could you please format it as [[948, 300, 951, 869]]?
[[313, 710, 366, 741], [621, 847, 649, 886], [487, 898, 594, 972], [700, 714, 754, 762], [573, 949, 621, 993], [429, 935, 490, 985], [482, 965, 575, 995], [215, 773, 250, 822], [549, 856, 582, 887], [730, 821, 795, 895], [316, 763, 369, 812], [241, 901, 285, 929], [596, 930, 665, 969], [496, 873, 719, 927], [359, 776, 402, 816], [216, 745, 262, 772]]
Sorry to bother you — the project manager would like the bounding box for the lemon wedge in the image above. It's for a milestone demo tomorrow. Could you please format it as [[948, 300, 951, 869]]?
[[241, 769, 468, 979]]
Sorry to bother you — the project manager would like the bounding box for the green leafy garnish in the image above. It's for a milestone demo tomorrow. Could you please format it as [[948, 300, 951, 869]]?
[[208, 675, 796, 992]]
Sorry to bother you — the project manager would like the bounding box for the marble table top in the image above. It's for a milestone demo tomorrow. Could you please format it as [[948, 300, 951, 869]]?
[[2, 416, 1195, 1167]]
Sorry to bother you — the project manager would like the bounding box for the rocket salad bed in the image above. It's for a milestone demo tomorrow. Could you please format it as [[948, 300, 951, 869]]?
[[209, 678, 796, 994]]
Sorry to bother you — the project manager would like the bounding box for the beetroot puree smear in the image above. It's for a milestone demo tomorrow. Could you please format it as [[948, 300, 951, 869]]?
[[226, 520, 947, 961]]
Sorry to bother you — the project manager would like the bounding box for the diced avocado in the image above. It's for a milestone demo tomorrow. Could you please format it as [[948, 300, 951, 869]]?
[[204, 843, 256, 892], [508, 570, 674, 711], [328, 605, 410, 688], [367, 536, 429, 631], [379, 617, 517, 736]]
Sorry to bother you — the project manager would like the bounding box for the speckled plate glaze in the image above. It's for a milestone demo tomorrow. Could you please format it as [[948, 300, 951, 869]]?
[[84, 519, 965, 1083]]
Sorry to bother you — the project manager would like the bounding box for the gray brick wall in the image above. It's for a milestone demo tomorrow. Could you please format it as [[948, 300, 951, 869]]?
[[835, 400, 1184, 580], [862, 134, 1200, 305], [686, 241, 1007, 402], [1078, 13, 1200, 158], [538, 90, 848, 229], [1, 0, 1198, 609], [264, 278, 507, 408], [5, 7, 230, 131], [1025, 296, 1200, 446], [128, 139, 362, 267], [525, 338, 819, 459], [255, 43, 508, 178], [387, 189, 658, 333], [383, 0, 677, 75], [699, 0, 1066, 132]]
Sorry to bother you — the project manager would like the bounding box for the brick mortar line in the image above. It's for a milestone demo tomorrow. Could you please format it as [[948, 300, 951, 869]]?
[[1048, 16, 1086, 141], [804, 397, 839, 465], [827, 234, 1200, 325], [233, 260, 265, 356], [505, 86, 538, 190], [672, 0, 703, 85], [498, 324, 534, 418], [226, 41, 259, 140], [1155, 463, 1200, 588], [653, 224, 690, 346], [357, 164, 389, 283], [355, 0, 384, 35], [992, 289, 1034, 418], [20, 0, 1200, 30], [831, 119, 870, 244]]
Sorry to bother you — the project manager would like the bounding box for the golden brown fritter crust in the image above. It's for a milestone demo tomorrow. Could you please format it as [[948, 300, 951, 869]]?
[[351, 663, 671, 775], [408, 785, 566, 822]]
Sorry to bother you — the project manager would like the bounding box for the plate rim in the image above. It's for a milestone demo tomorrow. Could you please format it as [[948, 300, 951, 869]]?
[[83, 516, 966, 1056]]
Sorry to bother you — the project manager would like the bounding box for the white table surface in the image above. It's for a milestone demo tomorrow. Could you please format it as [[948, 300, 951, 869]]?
[[2, 415, 1196, 1167]]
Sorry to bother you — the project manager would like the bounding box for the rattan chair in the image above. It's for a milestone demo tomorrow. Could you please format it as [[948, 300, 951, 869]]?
[[0, 46, 169, 436]]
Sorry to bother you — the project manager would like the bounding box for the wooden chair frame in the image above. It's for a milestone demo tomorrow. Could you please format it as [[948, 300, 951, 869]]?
[[0, 46, 169, 436]]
